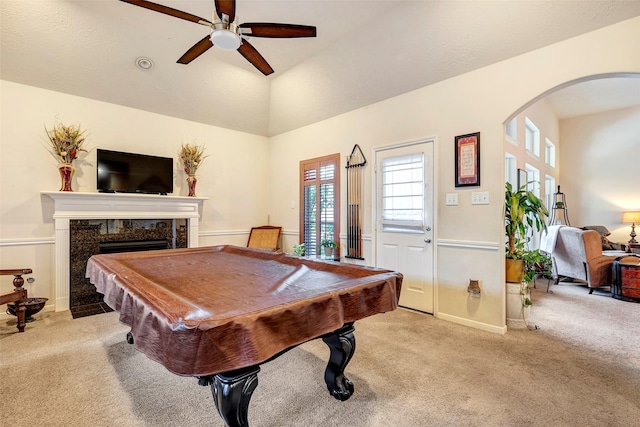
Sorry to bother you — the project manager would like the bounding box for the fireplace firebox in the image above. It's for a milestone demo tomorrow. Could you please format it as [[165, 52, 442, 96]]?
[[69, 219, 187, 318]]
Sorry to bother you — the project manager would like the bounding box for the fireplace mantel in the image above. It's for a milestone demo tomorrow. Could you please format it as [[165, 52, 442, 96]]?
[[42, 191, 207, 311]]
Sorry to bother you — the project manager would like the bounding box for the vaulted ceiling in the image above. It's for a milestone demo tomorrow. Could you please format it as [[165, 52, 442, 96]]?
[[2, 1, 640, 136]]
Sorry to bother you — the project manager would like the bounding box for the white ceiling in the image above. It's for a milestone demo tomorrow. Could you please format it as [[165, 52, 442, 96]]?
[[2, 1, 640, 136]]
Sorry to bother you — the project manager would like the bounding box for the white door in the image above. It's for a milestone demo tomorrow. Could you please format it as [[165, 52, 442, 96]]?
[[374, 140, 434, 313]]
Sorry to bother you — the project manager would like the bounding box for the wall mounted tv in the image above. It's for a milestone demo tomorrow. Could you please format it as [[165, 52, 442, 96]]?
[[97, 149, 173, 195]]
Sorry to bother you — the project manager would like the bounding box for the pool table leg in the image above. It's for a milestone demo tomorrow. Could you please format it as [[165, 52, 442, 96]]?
[[321, 322, 356, 401], [203, 366, 260, 427]]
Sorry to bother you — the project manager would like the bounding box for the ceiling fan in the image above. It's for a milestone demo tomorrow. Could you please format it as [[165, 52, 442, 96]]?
[[121, 0, 317, 75]]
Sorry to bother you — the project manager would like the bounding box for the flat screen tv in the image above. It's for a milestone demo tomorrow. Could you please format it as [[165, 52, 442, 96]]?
[[97, 149, 173, 195]]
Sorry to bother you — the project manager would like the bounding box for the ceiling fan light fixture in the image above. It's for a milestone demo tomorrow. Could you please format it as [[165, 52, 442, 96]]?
[[210, 29, 241, 50]]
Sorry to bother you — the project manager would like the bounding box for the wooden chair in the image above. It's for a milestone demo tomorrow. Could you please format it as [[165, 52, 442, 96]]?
[[0, 268, 32, 332], [247, 226, 282, 252]]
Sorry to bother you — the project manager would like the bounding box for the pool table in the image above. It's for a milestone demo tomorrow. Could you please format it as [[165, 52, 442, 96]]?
[[86, 245, 402, 427]]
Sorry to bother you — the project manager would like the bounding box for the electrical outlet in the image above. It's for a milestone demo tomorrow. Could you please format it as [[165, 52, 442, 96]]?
[[446, 193, 458, 206], [471, 191, 489, 205]]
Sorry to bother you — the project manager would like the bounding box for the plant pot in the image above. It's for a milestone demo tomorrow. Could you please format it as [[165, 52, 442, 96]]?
[[506, 282, 530, 329], [323, 246, 334, 259], [505, 258, 524, 283]]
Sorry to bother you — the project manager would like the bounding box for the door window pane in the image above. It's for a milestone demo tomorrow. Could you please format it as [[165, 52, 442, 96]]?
[[381, 153, 424, 232]]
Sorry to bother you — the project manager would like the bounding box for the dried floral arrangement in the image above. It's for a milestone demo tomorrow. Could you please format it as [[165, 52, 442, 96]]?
[[45, 121, 88, 165], [179, 143, 208, 175]]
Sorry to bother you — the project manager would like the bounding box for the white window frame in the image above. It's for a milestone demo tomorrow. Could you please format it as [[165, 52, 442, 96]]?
[[505, 117, 518, 144], [505, 153, 517, 188], [380, 153, 425, 233], [545, 138, 556, 167], [525, 117, 540, 158], [525, 163, 540, 198], [544, 174, 556, 209]]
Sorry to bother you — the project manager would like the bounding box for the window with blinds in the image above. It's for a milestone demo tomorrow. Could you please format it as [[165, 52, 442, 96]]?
[[300, 154, 340, 257], [380, 153, 424, 233]]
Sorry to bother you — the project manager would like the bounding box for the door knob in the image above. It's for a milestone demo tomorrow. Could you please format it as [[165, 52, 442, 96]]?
[[424, 238, 431, 243]]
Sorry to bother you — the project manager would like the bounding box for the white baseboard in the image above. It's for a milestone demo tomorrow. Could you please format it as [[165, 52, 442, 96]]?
[[436, 312, 507, 335]]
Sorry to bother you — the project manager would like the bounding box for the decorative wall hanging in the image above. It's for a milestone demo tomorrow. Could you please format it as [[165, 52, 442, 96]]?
[[345, 144, 367, 259], [454, 132, 480, 187]]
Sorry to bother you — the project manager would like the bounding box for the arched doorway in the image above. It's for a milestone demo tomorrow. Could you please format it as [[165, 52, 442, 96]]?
[[503, 73, 640, 296]]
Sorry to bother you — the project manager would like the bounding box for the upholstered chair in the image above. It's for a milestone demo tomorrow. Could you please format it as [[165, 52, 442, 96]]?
[[551, 227, 626, 293]]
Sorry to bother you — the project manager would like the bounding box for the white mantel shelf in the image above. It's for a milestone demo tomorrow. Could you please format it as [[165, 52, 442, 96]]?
[[42, 191, 207, 312], [42, 191, 207, 220]]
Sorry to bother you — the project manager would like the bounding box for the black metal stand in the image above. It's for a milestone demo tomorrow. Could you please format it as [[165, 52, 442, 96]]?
[[548, 185, 570, 226]]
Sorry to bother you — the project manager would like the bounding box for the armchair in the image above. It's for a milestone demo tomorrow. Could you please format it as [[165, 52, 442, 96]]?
[[0, 268, 31, 332], [550, 227, 627, 294]]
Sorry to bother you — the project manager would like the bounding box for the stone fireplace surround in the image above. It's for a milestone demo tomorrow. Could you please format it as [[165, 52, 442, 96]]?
[[43, 192, 207, 312]]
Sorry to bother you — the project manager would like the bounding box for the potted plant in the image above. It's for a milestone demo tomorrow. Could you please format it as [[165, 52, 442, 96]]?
[[293, 243, 306, 256], [320, 238, 338, 258], [45, 120, 88, 192], [505, 182, 549, 283], [178, 142, 208, 197]]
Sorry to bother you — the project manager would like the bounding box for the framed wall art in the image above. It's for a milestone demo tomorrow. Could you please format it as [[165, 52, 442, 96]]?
[[454, 132, 480, 187]]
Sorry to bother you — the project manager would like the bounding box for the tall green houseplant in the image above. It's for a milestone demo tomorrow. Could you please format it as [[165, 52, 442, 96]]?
[[505, 182, 549, 282]]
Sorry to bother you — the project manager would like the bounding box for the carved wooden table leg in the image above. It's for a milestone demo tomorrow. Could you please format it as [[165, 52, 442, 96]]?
[[0, 268, 31, 333], [321, 322, 356, 401], [208, 366, 260, 427]]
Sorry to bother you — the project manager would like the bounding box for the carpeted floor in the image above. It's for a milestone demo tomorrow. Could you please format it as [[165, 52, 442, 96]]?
[[1, 279, 639, 426]]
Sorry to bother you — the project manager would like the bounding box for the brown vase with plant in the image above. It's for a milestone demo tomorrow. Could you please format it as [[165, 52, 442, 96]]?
[[45, 121, 88, 192], [179, 143, 208, 197]]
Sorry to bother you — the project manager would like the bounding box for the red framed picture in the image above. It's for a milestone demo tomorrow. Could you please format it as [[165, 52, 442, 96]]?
[[455, 132, 480, 187]]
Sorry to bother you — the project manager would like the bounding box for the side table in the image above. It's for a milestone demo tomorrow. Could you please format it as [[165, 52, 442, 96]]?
[[612, 255, 640, 302]]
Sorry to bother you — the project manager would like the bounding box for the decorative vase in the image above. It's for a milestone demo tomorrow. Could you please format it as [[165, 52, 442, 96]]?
[[187, 175, 197, 197], [505, 258, 524, 283], [58, 164, 75, 192]]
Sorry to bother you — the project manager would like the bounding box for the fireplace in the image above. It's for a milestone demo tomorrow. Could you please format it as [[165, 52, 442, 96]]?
[[69, 219, 188, 318], [43, 192, 206, 312]]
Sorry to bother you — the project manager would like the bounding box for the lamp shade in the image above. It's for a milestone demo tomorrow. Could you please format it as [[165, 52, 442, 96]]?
[[622, 211, 640, 223]]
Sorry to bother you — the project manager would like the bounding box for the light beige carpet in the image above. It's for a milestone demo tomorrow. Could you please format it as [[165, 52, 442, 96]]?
[[1, 279, 639, 426]]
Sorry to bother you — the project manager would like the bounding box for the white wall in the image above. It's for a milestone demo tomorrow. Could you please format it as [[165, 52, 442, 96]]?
[[560, 105, 640, 243], [268, 17, 640, 333], [0, 81, 270, 303]]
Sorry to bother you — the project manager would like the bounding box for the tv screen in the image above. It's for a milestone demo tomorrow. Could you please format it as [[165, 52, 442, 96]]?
[[97, 149, 173, 195]]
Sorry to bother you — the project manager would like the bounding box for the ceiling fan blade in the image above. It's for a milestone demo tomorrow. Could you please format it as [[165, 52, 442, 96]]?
[[239, 23, 317, 38], [120, 0, 211, 25], [214, 0, 236, 23], [238, 39, 274, 76], [177, 35, 214, 64]]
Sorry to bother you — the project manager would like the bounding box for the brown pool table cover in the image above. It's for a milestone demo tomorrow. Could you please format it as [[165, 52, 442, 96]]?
[[86, 245, 403, 376]]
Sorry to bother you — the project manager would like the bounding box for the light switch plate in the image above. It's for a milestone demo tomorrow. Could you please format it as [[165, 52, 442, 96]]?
[[446, 193, 458, 206], [471, 191, 489, 205]]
